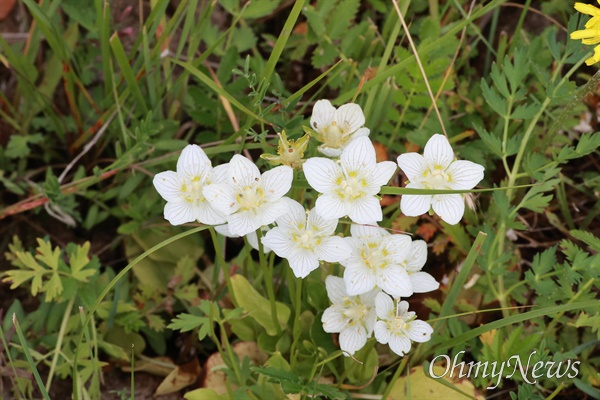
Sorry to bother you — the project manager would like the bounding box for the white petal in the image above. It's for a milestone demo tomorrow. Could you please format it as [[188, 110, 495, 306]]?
[[341, 137, 376, 172], [423, 134, 454, 169], [446, 160, 485, 190], [210, 163, 230, 184], [351, 127, 370, 139], [196, 201, 227, 225], [307, 208, 337, 236], [369, 161, 397, 189], [311, 99, 336, 132], [288, 250, 320, 278], [229, 154, 260, 187], [325, 275, 348, 304], [227, 210, 260, 236], [348, 196, 382, 224], [322, 307, 347, 333], [398, 301, 411, 319], [396, 153, 428, 182], [344, 266, 377, 296], [164, 201, 197, 225], [350, 223, 386, 239], [334, 103, 365, 134], [274, 198, 306, 230], [389, 334, 412, 357], [261, 166, 293, 201], [318, 145, 343, 158], [378, 266, 413, 298], [257, 198, 288, 227], [303, 158, 342, 193], [214, 224, 239, 238], [339, 324, 367, 355], [383, 234, 412, 264], [410, 272, 439, 293], [176, 144, 211, 180], [316, 236, 352, 263], [374, 321, 391, 344], [203, 183, 238, 215], [431, 194, 465, 225], [315, 193, 350, 220], [261, 228, 293, 258], [375, 292, 394, 320], [407, 240, 427, 272], [247, 231, 271, 253], [153, 171, 184, 202], [400, 194, 432, 217], [364, 307, 378, 336], [406, 320, 434, 343]]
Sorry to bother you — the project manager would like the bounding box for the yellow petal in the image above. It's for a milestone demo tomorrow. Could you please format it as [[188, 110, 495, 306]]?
[[585, 57, 596, 66], [583, 36, 600, 44], [571, 28, 600, 39], [575, 3, 600, 16], [586, 15, 600, 28]]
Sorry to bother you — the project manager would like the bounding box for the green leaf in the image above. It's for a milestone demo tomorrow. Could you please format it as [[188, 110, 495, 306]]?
[[481, 78, 506, 116], [35, 238, 61, 270], [230, 275, 290, 336], [5, 133, 44, 159], [43, 272, 63, 302], [328, 0, 359, 40], [167, 314, 208, 333], [69, 242, 97, 281], [570, 230, 600, 252], [511, 103, 539, 120]]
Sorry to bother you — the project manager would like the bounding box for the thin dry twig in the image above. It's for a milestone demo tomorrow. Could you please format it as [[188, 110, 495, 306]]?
[[391, 0, 447, 138]]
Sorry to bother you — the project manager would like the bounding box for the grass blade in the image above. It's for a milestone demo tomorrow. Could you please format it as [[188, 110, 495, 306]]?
[[109, 33, 149, 113], [262, 0, 305, 85], [13, 314, 50, 400]]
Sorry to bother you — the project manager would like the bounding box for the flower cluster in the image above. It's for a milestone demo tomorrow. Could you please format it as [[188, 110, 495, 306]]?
[[153, 100, 484, 358], [571, 2, 600, 65]]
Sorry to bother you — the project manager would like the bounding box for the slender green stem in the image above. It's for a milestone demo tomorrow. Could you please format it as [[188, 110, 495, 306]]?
[[72, 226, 208, 399], [209, 227, 235, 303], [13, 314, 50, 400], [381, 357, 409, 399], [290, 276, 303, 370], [46, 296, 75, 391], [0, 323, 27, 398], [257, 229, 281, 336]]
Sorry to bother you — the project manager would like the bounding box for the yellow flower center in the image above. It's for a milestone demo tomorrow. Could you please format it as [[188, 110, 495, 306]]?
[[360, 242, 388, 270], [237, 185, 265, 211], [342, 299, 369, 327], [389, 317, 407, 336], [322, 121, 351, 149], [422, 166, 452, 190], [336, 173, 367, 201], [182, 177, 206, 204]]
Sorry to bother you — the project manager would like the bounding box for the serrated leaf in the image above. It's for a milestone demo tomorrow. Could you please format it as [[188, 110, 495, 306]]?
[[35, 238, 60, 270], [6, 133, 44, 159], [511, 103, 539, 120], [475, 124, 502, 157], [481, 78, 506, 116], [570, 230, 600, 252], [167, 314, 208, 333], [328, 0, 359, 39], [43, 272, 63, 302]]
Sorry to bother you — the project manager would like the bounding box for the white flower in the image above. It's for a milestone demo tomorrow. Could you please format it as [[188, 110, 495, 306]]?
[[396, 134, 484, 225], [374, 293, 433, 357], [303, 137, 396, 224], [261, 199, 351, 278], [214, 224, 271, 253], [401, 240, 439, 294], [204, 155, 293, 236], [310, 100, 370, 157], [153, 144, 229, 225], [341, 223, 413, 298], [321, 276, 379, 356]]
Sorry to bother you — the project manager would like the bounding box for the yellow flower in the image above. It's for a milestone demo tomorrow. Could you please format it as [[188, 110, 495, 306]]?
[[571, 2, 600, 65], [260, 130, 310, 169]]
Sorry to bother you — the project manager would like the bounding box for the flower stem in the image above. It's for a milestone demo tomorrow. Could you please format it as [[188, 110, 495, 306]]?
[[290, 275, 303, 370], [46, 296, 75, 391], [209, 227, 235, 303], [257, 229, 281, 336]]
